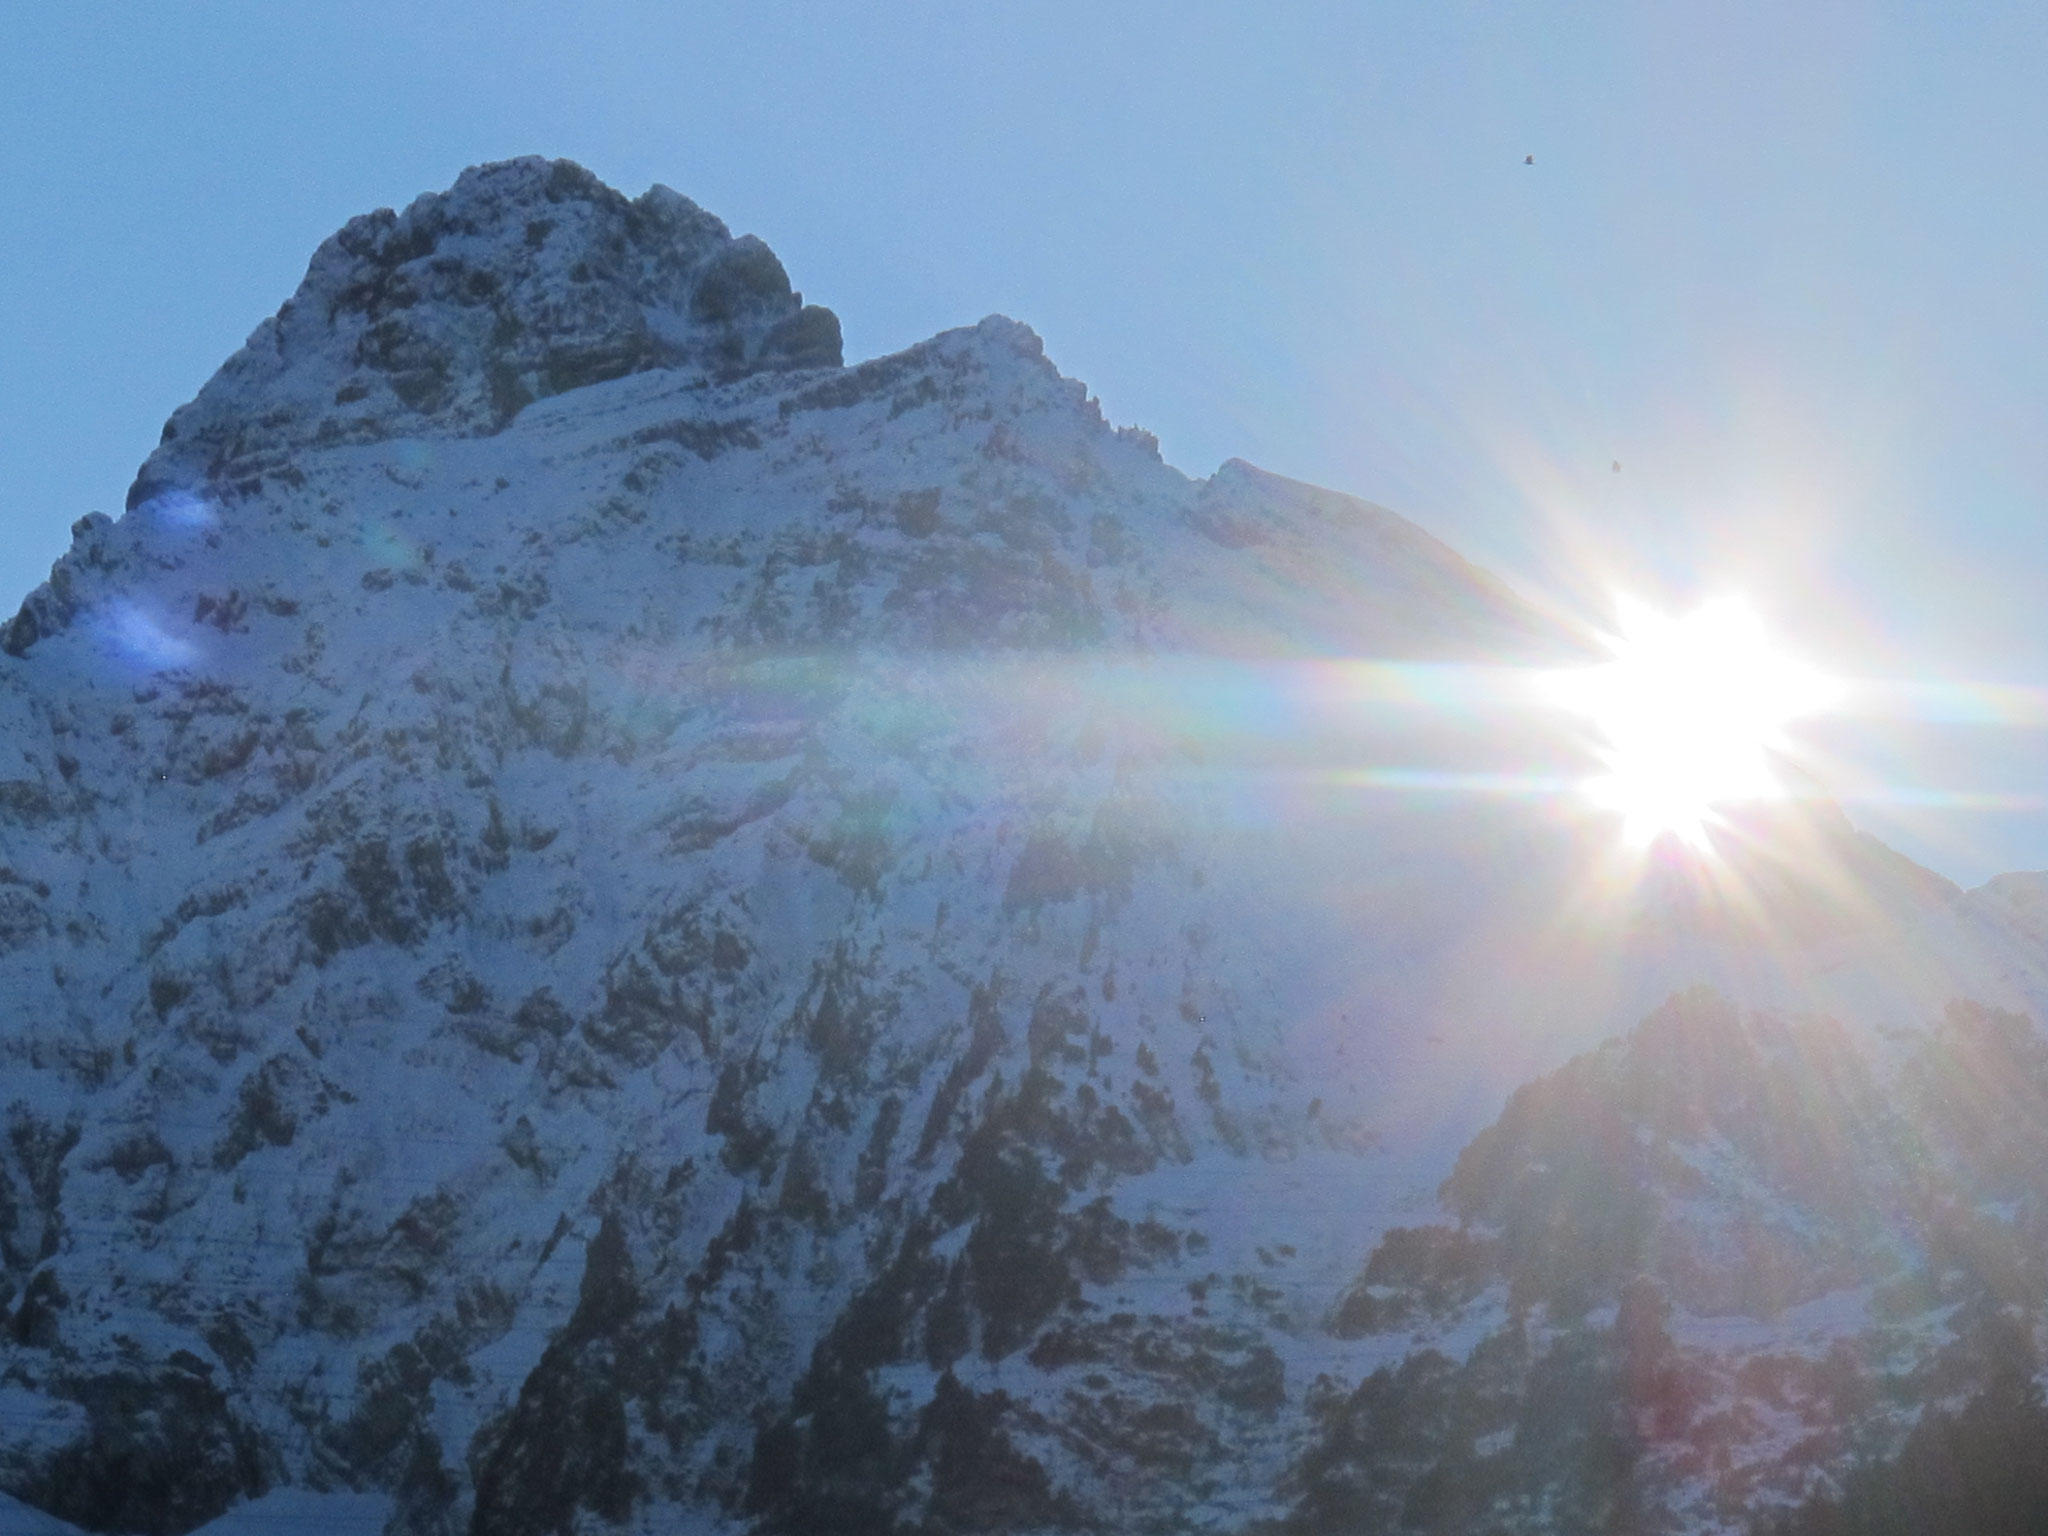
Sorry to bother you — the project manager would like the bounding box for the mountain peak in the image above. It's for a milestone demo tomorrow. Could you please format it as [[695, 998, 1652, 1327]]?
[[131, 157, 841, 509], [5, 158, 2040, 1536]]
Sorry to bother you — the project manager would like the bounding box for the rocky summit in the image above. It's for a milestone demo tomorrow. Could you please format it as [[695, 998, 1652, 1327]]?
[[5, 159, 2048, 1536]]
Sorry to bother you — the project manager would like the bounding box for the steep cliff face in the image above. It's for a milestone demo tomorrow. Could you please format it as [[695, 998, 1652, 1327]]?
[[0, 161, 2043, 1536]]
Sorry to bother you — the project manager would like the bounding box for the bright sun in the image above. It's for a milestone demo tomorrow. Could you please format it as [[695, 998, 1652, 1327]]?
[[1547, 598, 1839, 848]]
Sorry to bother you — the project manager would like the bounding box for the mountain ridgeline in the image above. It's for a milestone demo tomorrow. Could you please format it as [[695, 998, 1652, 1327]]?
[[2, 158, 2046, 1536]]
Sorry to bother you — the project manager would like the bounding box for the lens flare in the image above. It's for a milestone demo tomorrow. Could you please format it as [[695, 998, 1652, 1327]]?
[[1546, 598, 1839, 847], [143, 489, 218, 530], [104, 600, 200, 671]]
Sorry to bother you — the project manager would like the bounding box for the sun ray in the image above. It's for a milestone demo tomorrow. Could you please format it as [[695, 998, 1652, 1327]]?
[[1546, 598, 1840, 848]]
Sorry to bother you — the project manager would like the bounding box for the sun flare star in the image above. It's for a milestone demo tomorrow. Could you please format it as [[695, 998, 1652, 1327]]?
[[1546, 598, 1840, 848]]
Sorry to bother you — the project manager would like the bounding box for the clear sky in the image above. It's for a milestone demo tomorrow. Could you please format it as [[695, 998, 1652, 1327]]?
[[6, 1, 2048, 883]]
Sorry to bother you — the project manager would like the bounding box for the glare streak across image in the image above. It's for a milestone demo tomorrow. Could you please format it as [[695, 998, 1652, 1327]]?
[[1547, 598, 1840, 848]]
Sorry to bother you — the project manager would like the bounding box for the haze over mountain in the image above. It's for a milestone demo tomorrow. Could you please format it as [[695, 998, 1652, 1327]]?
[[4, 159, 2048, 1536]]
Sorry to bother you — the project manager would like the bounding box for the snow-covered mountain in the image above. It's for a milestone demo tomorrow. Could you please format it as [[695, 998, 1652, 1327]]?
[[3, 158, 2046, 1536]]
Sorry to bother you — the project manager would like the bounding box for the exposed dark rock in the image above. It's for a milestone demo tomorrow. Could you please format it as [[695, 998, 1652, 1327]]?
[[467, 1217, 641, 1535], [20, 1369, 267, 1536]]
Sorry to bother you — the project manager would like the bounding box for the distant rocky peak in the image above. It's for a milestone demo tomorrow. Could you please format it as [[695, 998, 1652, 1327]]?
[[133, 157, 841, 506]]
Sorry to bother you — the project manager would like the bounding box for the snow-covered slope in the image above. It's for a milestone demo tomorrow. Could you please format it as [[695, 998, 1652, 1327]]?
[[0, 159, 2043, 1536]]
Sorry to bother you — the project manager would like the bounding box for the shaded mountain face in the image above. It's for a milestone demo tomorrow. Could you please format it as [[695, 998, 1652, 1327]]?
[[0, 159, 2043, 1536]]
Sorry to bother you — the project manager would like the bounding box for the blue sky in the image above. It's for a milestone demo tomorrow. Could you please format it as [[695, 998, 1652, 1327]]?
[[5, 1, 2048, 881]]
